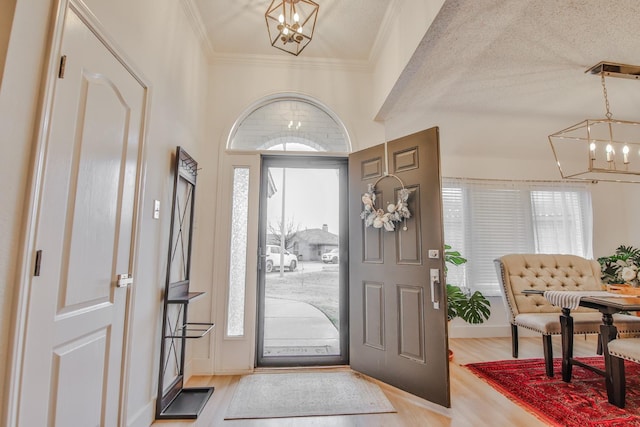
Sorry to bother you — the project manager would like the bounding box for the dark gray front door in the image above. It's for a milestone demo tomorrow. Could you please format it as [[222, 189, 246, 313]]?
[[348, 128, 450, 407]]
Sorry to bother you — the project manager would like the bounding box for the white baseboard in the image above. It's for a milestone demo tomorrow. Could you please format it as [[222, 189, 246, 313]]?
[[190, 357, 214, 375], [212, 367, 254, 376], [448, 324, 511, 338], [127, 400, 155, 427], [448, 323, 542, 339]]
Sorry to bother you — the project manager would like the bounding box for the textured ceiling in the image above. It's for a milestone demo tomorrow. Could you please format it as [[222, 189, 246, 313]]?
[[381, 0, 640, 123], [193, 0, 391, 60]]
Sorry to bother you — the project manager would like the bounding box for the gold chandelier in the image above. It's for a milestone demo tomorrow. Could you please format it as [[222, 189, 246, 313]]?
[[265, 0, 319, 56], [549, 62, 640, 183]]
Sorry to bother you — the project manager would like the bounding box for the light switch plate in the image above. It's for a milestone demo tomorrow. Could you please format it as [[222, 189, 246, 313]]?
[[153, 200, 160, 219]]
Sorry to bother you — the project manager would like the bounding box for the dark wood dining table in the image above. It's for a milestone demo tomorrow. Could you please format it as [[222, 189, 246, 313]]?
[[523, 289, 640, 408], [562, 295, 640, 407]]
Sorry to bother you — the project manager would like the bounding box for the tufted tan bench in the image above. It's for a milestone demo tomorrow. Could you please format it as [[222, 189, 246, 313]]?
[[608, 338, 640, 407], [495, 253, 640, 377]]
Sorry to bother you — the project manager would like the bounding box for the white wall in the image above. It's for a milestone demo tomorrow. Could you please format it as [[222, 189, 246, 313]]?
[[592, 182, 640, 257], [208, 57, 385, 153], [370, 0, 446, 119], [0, 0, 17, 89], [1, 1, 211, 425]]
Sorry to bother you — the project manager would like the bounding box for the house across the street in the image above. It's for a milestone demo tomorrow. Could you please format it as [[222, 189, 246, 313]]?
[[286, 224, 338, 261]]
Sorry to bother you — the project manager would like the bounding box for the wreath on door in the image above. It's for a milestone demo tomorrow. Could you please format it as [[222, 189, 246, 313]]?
[[360, 174, 411, 232]]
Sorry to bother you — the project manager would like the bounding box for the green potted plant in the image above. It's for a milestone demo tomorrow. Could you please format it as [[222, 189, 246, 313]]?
[[597, 245, 640, 287], [444, 245, 491, 361], [445, 245, 491, 324]]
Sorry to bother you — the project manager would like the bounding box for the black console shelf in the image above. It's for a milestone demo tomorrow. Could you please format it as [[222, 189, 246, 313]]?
[[156, 147, 214, 420], [167, 291, 206, 304], [157, 387, 215, 420]]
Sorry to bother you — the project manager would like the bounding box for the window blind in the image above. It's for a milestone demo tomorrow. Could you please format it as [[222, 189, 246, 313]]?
[[442, 179, 593, 296]]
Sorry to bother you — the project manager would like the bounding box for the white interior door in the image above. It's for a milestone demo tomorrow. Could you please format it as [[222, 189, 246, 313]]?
[[18, 6, 145, 426]]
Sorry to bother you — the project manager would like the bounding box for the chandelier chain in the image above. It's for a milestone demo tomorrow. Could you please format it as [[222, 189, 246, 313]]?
[[601, 72, 613, 120]]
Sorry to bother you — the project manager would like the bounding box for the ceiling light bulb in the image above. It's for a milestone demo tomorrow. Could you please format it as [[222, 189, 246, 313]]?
[[283, 27, 289, 35], [294, 12, 299, 22], [624, 145, 630, 163], [278, 14, 284, 23], [606, 144, 614, 162], [590, 142, 596, 151], [297, 26, 303, 33]]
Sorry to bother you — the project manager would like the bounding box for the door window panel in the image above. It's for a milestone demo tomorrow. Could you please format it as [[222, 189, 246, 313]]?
[[257, 158, 348, 367]]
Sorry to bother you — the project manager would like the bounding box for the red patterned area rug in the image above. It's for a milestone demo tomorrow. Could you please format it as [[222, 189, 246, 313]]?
[[465, 357, 640, 427]]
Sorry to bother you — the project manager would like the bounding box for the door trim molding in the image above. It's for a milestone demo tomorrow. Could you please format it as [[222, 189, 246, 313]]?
[[211, 150, 262, 374], [6, 1, 151, 425]]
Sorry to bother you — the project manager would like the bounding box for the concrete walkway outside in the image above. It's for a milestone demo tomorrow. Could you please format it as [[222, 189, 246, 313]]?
[[264, 297, 340, 356]]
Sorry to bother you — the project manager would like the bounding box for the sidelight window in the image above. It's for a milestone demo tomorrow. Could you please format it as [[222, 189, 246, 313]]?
[[226, 167, 250, 337]]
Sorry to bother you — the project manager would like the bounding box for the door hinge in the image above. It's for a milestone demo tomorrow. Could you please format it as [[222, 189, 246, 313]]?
[[116, 273, 133, 288], [34, 250, 42, 276], [58, 55, 66, 79]]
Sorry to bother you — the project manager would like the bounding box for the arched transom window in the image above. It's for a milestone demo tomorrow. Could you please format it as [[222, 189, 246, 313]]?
[[228, 96, 351, 153]]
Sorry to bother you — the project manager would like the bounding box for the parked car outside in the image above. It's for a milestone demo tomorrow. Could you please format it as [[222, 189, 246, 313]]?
[[322, 248, 339, 264], [265, 244, 297, 272]]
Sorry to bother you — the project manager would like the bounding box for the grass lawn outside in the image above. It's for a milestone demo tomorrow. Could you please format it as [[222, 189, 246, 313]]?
[[265, 262, 340, 329]]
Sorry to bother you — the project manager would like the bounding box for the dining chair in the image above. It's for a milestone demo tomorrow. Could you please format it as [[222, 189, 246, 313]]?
[[495, 253, 640, 377], [608, 337, 640, 408]]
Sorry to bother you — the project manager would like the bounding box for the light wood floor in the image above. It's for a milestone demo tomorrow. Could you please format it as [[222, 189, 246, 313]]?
[[152, 335, 602, 427]]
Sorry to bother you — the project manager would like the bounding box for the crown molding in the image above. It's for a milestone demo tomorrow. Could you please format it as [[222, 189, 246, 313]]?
[[368, 0, 400, 65], [181, 0, 215, 61], [210, 51, 373, 74], [179, 0, 381, 71]]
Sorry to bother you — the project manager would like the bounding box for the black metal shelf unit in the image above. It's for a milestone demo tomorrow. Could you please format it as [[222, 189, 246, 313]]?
[[156, 147, 214, 420]]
